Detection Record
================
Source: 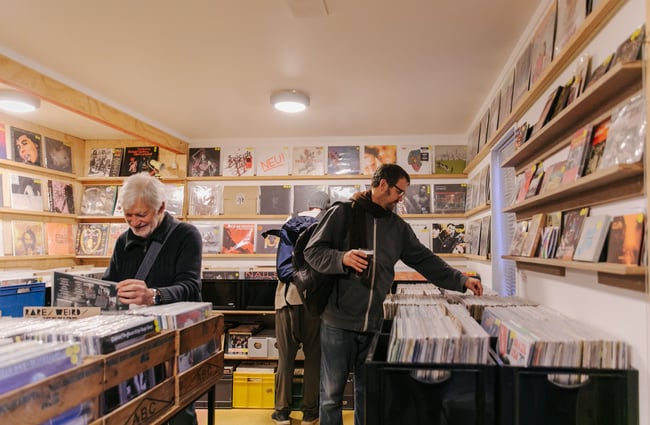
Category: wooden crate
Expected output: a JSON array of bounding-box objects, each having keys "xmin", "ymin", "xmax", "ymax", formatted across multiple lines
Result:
[
  {"xmin": 177, "ymin": 313, "xmax": 225, "ymax": 406},
  {"xmin": 100, "ymin": 331, "xmax": 176, "ymax": 425},
  {"xmin": 0, "ymin": 357, "xmax": 104, "ymax": 425}
]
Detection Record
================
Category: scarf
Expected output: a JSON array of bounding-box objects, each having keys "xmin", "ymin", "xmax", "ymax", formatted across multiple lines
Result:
[{"xmin": 349, "ymin": 190, "xmax": 391, "ymax": 249}]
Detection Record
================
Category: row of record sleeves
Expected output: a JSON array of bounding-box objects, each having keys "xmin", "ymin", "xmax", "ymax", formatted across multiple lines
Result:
[
  {"xmin": 1, "ymin": 167, "xmax": 485, "ymax": 217},
  {"xmin": 76, "ymin": 182, "xmax": 474, "ymax": 217},
  {"xmin": 0, "ymin": 216, "xmax": 487, "ymax": 257}
]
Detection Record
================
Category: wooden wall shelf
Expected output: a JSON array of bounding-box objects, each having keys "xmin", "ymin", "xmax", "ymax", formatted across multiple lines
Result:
[
  {"xmin": 502, "ymin": 255, "xmax": 646, "ymax": 292},
  {"xmin": 502, "ymin": 62, "xmax": 642, "ymax": 171},
  {"xmin": 465, "ymin": 0, "xmax": 627, "ymax": 174},
  {"xmin": 503, "ymin": 163, "xmax": 644, "ymax": 218}
]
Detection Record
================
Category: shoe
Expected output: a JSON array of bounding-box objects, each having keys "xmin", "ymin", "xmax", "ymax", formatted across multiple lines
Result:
[
  {"xmin": 272, "ymin": 410, "xmax": 291, "ymax": 425},
  {"xmin": 301, "ymin": 413, "xmax": 319, "ymax": 425}
]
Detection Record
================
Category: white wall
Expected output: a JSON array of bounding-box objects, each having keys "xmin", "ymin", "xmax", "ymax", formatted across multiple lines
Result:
[{"xmin": 467, "ymin": 0, "xmax": 649, "ymax": 422}]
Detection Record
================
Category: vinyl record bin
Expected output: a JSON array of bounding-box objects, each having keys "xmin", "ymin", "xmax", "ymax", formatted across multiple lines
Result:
[
  {"xmin": 493, "ymin": 352, "xmax": 639, "ymax": 425},
  {"xmin": 365, "ymin": 332, "xmax": 495, "ymax": 425}
]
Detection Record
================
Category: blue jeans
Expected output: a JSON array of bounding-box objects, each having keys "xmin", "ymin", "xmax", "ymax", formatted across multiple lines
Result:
[{"xmin": 319, "ymin": 323, "xmax": 374, "ymax": 425}]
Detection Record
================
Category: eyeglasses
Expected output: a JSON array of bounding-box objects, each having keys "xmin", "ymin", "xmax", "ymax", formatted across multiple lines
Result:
[{"xmin": 390, "ymin": 184, "xmax": 406, "ymax": 197}]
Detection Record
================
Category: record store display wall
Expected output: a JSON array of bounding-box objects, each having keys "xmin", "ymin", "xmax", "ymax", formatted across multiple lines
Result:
[
  {"xmin": 0, "ymin": 0, "xmax": 647, "ymax": 422},
  {"xmin": 462, "ymin": 0, "xmax": 649, "ymax": 422}
]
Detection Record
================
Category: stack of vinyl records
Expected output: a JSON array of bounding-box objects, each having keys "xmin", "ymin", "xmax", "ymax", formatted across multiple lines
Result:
[{"xmin": 482, "ymin": 305, "xmax": 631, "ymax": 383}]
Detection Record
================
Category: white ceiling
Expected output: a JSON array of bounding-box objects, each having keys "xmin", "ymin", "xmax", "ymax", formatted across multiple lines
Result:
[{"xmin": 0, "ymin": 0, "xmax": 541, "ymax": 143}]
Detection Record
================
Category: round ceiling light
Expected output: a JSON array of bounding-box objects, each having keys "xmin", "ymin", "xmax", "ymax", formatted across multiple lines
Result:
[
  {"xmin": 0, "ymin": 90, "xmax": 40, "ymax": 113},
  {"xmin": 270, "ymin": 89, "xmax": 310, "ymax": 113}
]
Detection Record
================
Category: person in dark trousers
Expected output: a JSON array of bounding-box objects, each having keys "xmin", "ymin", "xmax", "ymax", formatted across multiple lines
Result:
[
  {"xmin": 103, "ymin": 172, "xmax": 203, "ymax": 425},
  {"xmin": 304, "ymin": 164, "xmax": 483, "ymax": 425},
  {"xmin": 272, "ymin": 191, "xmax": 331, "ymax": 425}
]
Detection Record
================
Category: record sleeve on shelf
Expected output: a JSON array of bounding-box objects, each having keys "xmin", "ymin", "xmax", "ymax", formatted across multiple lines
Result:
[
  {"xmin": 508, "ymin": 220, "xmax": 529, "ymax": 256},
  {"xmin": 188, "ymin": 181, "xmax": 220, "ymax": 216},
  {"xmin": 328, "ymin": 184, "xmax": 360, "ymax": 205},
  {"xmin": 10, "ymin": 174, "xmax": 43, "ymax": 212},
  {"xmin": 112, "ymin": 189, "xmax": 123, "ymax": 217},
  {"xmin": 163, "ymin": 183, "xmax": 185, "ymax": 216},
  {"xmin": 479, "ymin": 109, "xmax": 489, "ymax": 147},
  {"xmin": 362, "ymin": 145, "xmax": 396, "ymax": 175},
  {"xmin": 433, "ymin": 183, "xmax": 467, "ymax": 214},
  {"xmin": 105, "ymin": 222, "xmax": 128, "ymax": 257},
  {"xmin": 514, "ymin": 122, "xmax": 531, "ymax": 150},
  {"xmin": 222, "ymin": 146, "xmax": 255, "ymax": 176},
  {"xmin": 87, "ymin": 147, "xmax": 123, "ymax": 177},
  {"xmin": 80, "ymin": 185, "xmax": 117, "ymax": 216},
  {"xmin": 43, "ymin": 137, "xmax": 73, "ymax": 173},
  {"xmin": 10, "ymin": 126, "xmax": 42, "ymax": 166},
  {"xmin": 561, "ymin": 125, "xmax": 592, "ymax": 185},
  {"xmin": 584, "ymin": 53, "xmax": 614, "ymax": 91},
  {"xmin": 431, "ymin": 222, "xmax": 465, "ymax": 254},
  {"xmin": 519, "ymin": 213, "xmax": 546, "ymax": 257},
  {"xmin": 293, "ymin": 184, "xmax": 326, "ymax": 212},
  {"xmin": 465, "ymin": 220, "xmax": 481, "ymax": 255},
  {"xmin": 554, "ymin": 0, "xmax": 587, "ymax": 57},
  {"xmin": 555, "ymin": 207, "xmax": 590, "ymax": 260},
  {"xmin": 467, "ymin": 123, "xmax": 481, "ymax": 163},
  {"xmin": 45, "ymin": 222, "xmax": 74, "ymax": 255},
  {"xmin": 397, "ymin": 145, "xmax": 431, "ymax": 175},
  {"xmin": 612, "ymin": 24, "xmax": 645, "ymax": 67},
  {"xmin": 256, "ymin": 223, "xmax": 280, "ymax": 254},
  {"xmin": 538, "ymin": 161, "xmax": 565, "ymax": 194},
  {"xmin": 478, "ymin": 216, "xmax": 491, "ymax": 257},
  {"xmin": 598, "ymin": 92, "xmax": 645, "ymax": 170},
  {"xmin": 222, "ymin": 185, "xmax": 259, "ymax": 215},
  {"xmin": 573, "ymin": 215, "xmax": 612, "ymax": 262},
  {"xmin": 222, "ymin": 223, "xmax": 255, "ymax": 254},
  {"xmin": 512, "ymin": 42, "xmax": 533, "ymax": 108},
  {"xmin": 568, "ymin": 53, "xmax": 592, "ymax": 104},
  {"xmin": 606, "ymin": 213, "xmax": 645, "ymax": 265},
  {"xmin": 327, "ymin": 145, "xmax": 360, "ymax": 175},
  {"xmin": 434, "ymin": 145, "xmax": 467, "ymax": 174},
  {"xmin": 187, "ymin": 147, "xmax": 220, "ymax": 177},
  {"xmin": 409, "ymin": 223, "xmax": 431, "ymax": 249},
  {"xmin": 532, "ymin": 86, "xmax": 564, "ymax": 134},
  {"xmin": 486, "ymin": 95, "xmax": 500, "ymax": 141},
  {"xmin": 583, "ymin": 117, "xmax": 610, "ymax": 176},
  {"xmin": 75, "ymin": 223, "xmax": 109, "ymax": 256},
  {"xmin": 259, "ymin": 185, "xmax": 291, "ymax": 215},
  {"xmin": 529, "ymin": 1, "xmax": 557, "ymax": 87},
  {"xmin": 12, "ymin": 220, "xmax": 44, "ymax": 256},
  {"xmin": 192, "ymin": 221, "xmax": 222, "ymax": 254},
  {"xmin": 498, "ymin": 71, "xmax": 515, "ymax": 127},
  {"xmin": 292, "ymin": 146, "xmax": 325, "ymax": 176},
  {"xmin": 119, "ymin": 146, "xmax": 159, "ymax": 176},
  {"xmin": 256, "ymin": 145, "xmax": 289, "ymax": 176},
  {"xmin": 0, "ymin": 123, "xmax": 6, "ymax": 160},
  {"xmin": 539, "ymin": 225, "xmax": 560, "ymax": 259},
  {"xmin": 524, "ymin": 163, "xmax": 545, "ymax": 199},
  {"xmin": 47, "ymin": 179, "xmax": 75, "ymax": 214},
  {"xmin": 402, "ymin": 183, "xmax": 431, "ymax": 214}
]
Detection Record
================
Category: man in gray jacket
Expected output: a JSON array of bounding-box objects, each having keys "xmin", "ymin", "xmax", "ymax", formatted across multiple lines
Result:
[{"xmin": 304, "ymin": 163, "xmax": 483, "ymax": 425}]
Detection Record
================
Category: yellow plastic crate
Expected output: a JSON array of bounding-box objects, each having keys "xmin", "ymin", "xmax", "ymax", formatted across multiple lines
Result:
[{"xmin": 232, "ymin": 371, "xmax": 275, "ymax": 408}]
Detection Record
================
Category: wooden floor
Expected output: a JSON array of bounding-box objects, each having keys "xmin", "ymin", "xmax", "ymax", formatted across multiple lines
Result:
[{"xmin": 197, "ymin": 408, "xmax": 354, "ymax": 424}]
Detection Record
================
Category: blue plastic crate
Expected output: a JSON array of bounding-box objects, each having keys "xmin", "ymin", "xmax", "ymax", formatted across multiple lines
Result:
[{"xmin": 0, "ymin": 282, "xmax": 46, "ymax": 317}]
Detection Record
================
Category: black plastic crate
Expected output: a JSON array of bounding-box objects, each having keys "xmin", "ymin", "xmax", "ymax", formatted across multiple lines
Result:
[
  {"xmin": 365, "ymin": 333, "xmax": 495, "ymax": 425},
  {"xmin": 493, "ymin": 353, "xmax": 639, "ymax": 425}
]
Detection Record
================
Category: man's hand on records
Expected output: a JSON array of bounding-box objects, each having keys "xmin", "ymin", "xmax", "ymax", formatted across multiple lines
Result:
[
  {"xmin": 464, "ymin": 277, "xmax": 483, "ymax": 296},
  {"xmin": 116, "ymin": 279, "xmax": 153, "ymax": 305}
]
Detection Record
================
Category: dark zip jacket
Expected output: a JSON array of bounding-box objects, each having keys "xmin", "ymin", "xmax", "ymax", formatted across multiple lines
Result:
[{"xmin": 304, "ymin": 196, "xmax": 467, "ymax": 333}]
